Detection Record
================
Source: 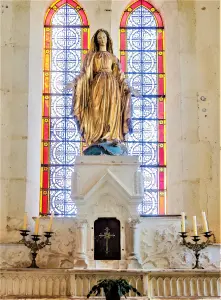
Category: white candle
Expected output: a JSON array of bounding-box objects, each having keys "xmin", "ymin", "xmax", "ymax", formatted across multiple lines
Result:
[
  {"xmin": 48, "ymin": 212, "xmax": 54, "ymax": 232},
  {"xmin": 201, "ymin": 211, "xmax": 209, "ymax": 232},
  {"xmin": 34, "ymin": 218, "xmax": 40, "ymax": 235},
  {"xmin": 23, "ymin": 212, "xmax": 28, "ymax": 230},
  {"xmin": 192, "ymin": 216, "xmax": 198, "ymax": 236},
  {"xmin": 181, "ymin": 212, "xmax": 185, "ymax": 232}
]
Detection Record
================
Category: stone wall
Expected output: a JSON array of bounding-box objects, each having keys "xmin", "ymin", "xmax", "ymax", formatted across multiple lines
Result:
[
  {"xmin": 0, "ymin": 0, "xmax": 220, "ymax": 246},
  {"xmin": 1, "ymin": 0, "xmax": 30, "ymax": 239}
]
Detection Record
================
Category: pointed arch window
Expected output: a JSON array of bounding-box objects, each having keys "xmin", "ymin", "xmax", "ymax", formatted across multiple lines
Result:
[
  {"xmin": 40, "ymin": 0, "xmax": 89, "ymax": 216},
  {"xmin": 120, "ymin": 0, "xmax": 166, "ymax": 214}
]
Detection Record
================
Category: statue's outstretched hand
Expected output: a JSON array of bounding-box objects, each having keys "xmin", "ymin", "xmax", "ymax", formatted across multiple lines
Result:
[{"xmin": 64, "ymin": 81, "xmax": 76, "ymax": 91}]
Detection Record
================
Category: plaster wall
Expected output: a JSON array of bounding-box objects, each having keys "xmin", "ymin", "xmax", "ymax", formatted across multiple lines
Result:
[
  {"xmin": 1, "ymin": 0, "xmax": 30, "ymax": 239},
  {"xmin": 0, "ymin": 0, "xmax": 220, "ymax": 242}
]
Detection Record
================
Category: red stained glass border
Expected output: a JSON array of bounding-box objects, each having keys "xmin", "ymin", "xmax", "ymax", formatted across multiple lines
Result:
[
  {"xmin": 159, "ymin": 168, "xmax": 165, "ymax": 190},
  {"xmin": 158, "ymin": 75, "xmax": 165, "ymax": 96},
  {"xmin": 158, "ymin": 97, "xmax": 165, "ymax": 120},
  {"xmin": 120, "ymin": 50, "xmax": 126, "ymax": 73},
  {"xmin": 120, "ymin": 0, "xmax": 166, "ymax": 214},
  {"xmin": 40, "ymin": 0, "xmax": 89, "ymax": 215},
  {"xmin": 157, "ymin": 30, "xmax": 164, "ymax": 51},
  {"xmin": 159, "ymin": 191, "xmax": 166, "ymax": 214},
  {"xmin": 159, "ymin": 143, "xmax": 165, "ymax": 166}
]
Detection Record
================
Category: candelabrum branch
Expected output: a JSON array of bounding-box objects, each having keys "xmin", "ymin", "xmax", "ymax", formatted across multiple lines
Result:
[
  {"xmin": 19, "ymin": 230, "xmax": 54, "ymax": 268},
  {"xmin": 179, "ymin": 231, "xmax": 215, "ymax": 269}
]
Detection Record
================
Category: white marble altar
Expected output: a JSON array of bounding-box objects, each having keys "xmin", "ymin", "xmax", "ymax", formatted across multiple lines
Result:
[
  {"xmin": 0, "ymin": 268, "xmax": 220, "ymax": 299},
  {"xmin": 71, "ymin": 156, "xmax": 144, "ymax": 269},
  {"xmin": 0, "ymin": 215, "xmax": 220, "ymax": 270}
]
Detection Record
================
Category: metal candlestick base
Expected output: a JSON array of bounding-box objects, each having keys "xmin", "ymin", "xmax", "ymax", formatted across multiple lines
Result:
[
  {"xmin": 19, "ymin": 230, "xmax": 54, "ymax": 268},
  {"xmin": 179, "ymin": 231, "xmax": 215, "ymax": 269}
]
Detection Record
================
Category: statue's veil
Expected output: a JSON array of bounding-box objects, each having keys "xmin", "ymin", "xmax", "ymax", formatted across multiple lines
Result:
[{"xmin": 90, "ymin": 29, "xmax": 113, "ymax": 53}]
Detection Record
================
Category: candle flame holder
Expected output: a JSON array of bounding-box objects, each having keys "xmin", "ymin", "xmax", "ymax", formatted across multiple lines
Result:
[
  {"xmin": 179, "ymin": 231, "xmax": 216, "ymax": 269},
  {"xmin": 19, "ymin": 230, "xmax": 54, "ymax": 268}
]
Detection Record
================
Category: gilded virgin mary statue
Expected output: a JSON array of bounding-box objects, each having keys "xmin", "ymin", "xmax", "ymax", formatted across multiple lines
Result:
[{"xmin": 72, "ymin": 29, "xmax": 132, "ymax": 155}]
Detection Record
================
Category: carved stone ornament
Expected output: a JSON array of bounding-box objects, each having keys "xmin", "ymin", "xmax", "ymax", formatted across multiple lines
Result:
[
  {"xmin": 139, "ymin": 224, "xmax": 220, "ymax": 269},
  {"xmin": 0, "ymin": 244, "xmax": 30, "ymax": 268},
  {"xmin": 128, "ymin": 217, "xmax": 141, "ymax": 228}
]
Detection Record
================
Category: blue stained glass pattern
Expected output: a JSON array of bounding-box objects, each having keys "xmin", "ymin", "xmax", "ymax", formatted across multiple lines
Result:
[
  {"xmin": 143, "ymin": 168, "xmax": 158, "ymax": 189},
  {"xmin": 52, "ymin": 5, "xmax": 81, "ymax": 26},
  {"xmin": 50, "ymin": 95, "xmax": 73, "ymax": 117},
  {"xmin": 47, "ymin": 4, "xmax": 86, "ymax": 215},
  {"xmin": 50, "ymin": 72, "xmax": 76, "ymax": 94},
  {"xmin": 127, "ymin": 6, "xmax": 156, "ymax": 27},
  {"xmin": 127, "ymin": 52, "xmax": 157, "ymax": 73},
  {"xmin": 51, "ymin": 28, "xmax": 81, "ymax": 49},
  {"xmin": 50, "ymin": 118, "xmax": 81, "ymax": 141},
  {"xmin": 50, "ymin": 190, "xmax": 76, "ymax": 215},
  {"xmin": 127, "ymin": 74, "xmax": 158, "ymax": 95},
  {"xmin": 51, "ymin": 50, "xmax": 81, "ymax": 72},
  {"xmin": 127, "ymin": 29, "xmax": 157, "ymax": 51},
  {"xmin": 138, "ymin": 191, "xmax": 158, "ymax": 215},
  {"xmin": 127, "ymin": 120, "xmax": 158, "ymax": 142},
  {"xmin": 132, "ymin": 97, "xmax": 157, "ymax": 119},
  {"xmin": 123, "ymin": 5, "xmax": 165, "ymax": 215},
  {"xmin": 127, "ymin": 142, "xmax": 158, "ymax": 165}
]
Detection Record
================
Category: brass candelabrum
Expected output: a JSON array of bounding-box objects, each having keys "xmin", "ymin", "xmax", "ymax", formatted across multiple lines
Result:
[
  {"xmin": 179, "ymin": 231, "xmax": 215, "ymax": 269},
  {"xmin": 19, "ymin": 230, "xmax": 54, "ymax": 268}
]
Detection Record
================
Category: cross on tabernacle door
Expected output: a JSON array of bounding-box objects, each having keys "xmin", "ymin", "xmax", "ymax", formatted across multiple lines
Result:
[{"xmin": 99, "ymin": 227, "xmax": 115, "ymax": 254}]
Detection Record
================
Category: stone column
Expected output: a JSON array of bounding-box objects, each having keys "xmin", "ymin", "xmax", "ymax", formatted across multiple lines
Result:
[
  {"xmin": 127, "ymin": 218, "xmax": 141, "ymax": 269},
  {"xmin": 74, "ymin": 219, "xmax": 87, "ymax": 268}
]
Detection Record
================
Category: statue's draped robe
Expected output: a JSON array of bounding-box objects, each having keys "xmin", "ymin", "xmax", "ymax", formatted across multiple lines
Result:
[{"xmin": 72, "ymin": 51, "xmax": 132, "ymax": 145}]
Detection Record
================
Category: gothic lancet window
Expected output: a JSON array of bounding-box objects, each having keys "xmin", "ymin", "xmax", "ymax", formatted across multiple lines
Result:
[
  {"xmin": 120, "ymin": 0, "xmax": 166, "ymax": 214},
  {"xmin": 41, "ymin": 0, "xmax": 89, "ymax": 215}
]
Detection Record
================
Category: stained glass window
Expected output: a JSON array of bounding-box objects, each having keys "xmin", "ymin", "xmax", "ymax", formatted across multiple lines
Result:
[
  {"xmin": 120, "ymin": 0, "xmax": 166, "ymax": 214},
  {"xmin": 41, "ymin": 0, "xmax": 89, "ymax": 215}
]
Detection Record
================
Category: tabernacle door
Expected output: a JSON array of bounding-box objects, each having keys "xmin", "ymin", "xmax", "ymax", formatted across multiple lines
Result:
[{"xmin": 94, "ymin": 218, "xmax": 121, "ymax": 260}]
